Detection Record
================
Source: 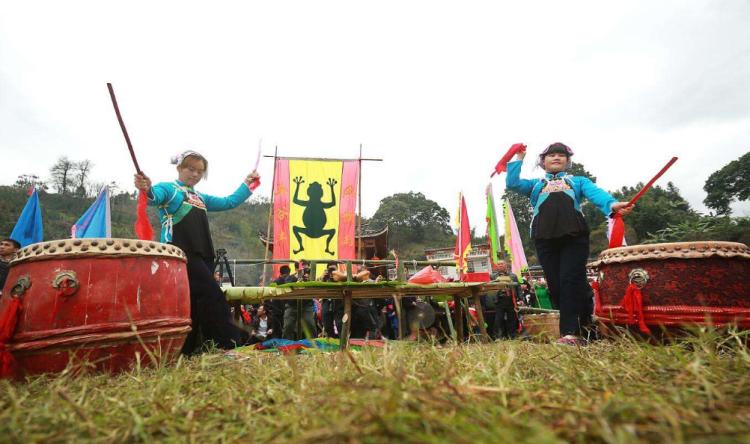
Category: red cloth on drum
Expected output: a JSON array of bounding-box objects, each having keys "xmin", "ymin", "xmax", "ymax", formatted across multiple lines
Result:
[{"xmin": 0, "ymin": 298, "xmax": 21, "ymax": 378}]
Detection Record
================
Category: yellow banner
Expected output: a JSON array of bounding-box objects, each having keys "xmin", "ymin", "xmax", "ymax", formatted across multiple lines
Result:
[{"xmin": 288, "ymin": 160, "xmax": 343, "ymax": 275}]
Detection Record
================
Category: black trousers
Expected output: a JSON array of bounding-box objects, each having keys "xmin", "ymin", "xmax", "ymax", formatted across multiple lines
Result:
[
  {"xmin": 181, "ymin": 253, "xmax": 241, "ymax": 354},
  {"xmin": 483, "ymin": 311, "xmax": 497, "ymax": 340},
  {"xmin": 322, "ymin": 299, "xmax": 339, "ymax": 338},
  {"xmin": 535, "ymin": 235, "xmax": 592, "ymax": 336},
  {"xmin": 495, "ymin": 297, "xmax": 519, "ymax": 339},
  {"xmin": 269, "ymin": 300, "xmax": 285, "ymax": 339},
  {"xmin": 351, "ymin": 305, "xmax": 377, "ymax": 339}
]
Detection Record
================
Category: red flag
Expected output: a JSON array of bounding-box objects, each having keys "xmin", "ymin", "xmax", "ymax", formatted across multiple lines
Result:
[
  {"xmin": 454, "ymin": 193, "xmax": 472, "ymax": 278},
  {"xmin": 490, "ymin": 143, "xmax": 527, "ymax": 178},
  {"xmin": 134, "ymin": 190, "xmax": 154, "ymax": 241}
]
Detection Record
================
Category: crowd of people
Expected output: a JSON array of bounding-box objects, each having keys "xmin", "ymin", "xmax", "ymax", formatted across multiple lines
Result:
[{"xmin": 227, "ymin": 258, "xmax": 561, "ymax": 345}]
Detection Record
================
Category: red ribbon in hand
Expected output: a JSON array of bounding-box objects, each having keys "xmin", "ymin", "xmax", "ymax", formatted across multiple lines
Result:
[
  {"xmin": 249, "ymin": 177, "xmax": 261, "ymax": 191},
  {"xmin": 490, "ymin": 143, "xmax": 527, "ymax": 178},
  {"xmin": 134, "ymin": 190, "xmax": 154, "ymax": 241}
]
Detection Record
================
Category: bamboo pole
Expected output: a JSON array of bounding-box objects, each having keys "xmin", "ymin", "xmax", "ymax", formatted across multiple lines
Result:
[
  {"xmin": 261, "ymin": 147, "xmax": 278, "ymax": 285},
  {"xmin": 461, "ymin": 299, "xmax": 475, "ymax": 342},
  {"xmin": 441, "ymin": 301, "xmax": 456, "ymax": 342},
  {"xmin": 394, "ymin": 295, "xmax": 404, "ymax": 340},
  {"xmin": 229, "ymin": 258, "xmax": 460, "ymax": 267},
  {"xmin": 357, "ymin": 143, "xmax": 364, "ymax": 259},
  {"xmin": 454, "ymin": 295, "xmax": 464, "ymax": 343},
  {"xmin": 263, "ymin": 155, "xmax": 382, "ymax": 162},
  {"xmin": 471, "ymin": 287, "xmax": 489, "ymax": 343}
]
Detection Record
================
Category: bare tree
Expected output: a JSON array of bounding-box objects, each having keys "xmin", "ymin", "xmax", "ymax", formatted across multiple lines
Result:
[
  {"xmin": 86, "ymin": 181, "xmax": 106, "ymax": 198},
  {"xmin": 49, "ymin": 156, "xmax": 76, "ymax": 195},
  {"xmin": 14, "ymin": 174, "xmax": 48, "ymax": 192},
  {"xmin": 75, "ymin": 159, "xmax": 94, "ymax": 197},
  {"xmin": 108, "ymin": 181, "xmax": 120, "ymax": 197}
]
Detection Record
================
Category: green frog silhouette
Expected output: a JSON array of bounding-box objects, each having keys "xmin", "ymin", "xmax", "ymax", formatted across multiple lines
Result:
[{"xmin": 292, "ymin": 176, "xmax": 338, "ymax": 256}]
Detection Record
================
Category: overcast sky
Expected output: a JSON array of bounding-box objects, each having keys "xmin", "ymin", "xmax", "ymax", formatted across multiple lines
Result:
[{"xmin": 1, "ymin": 0, "xmax": 749, "ymax": 238}]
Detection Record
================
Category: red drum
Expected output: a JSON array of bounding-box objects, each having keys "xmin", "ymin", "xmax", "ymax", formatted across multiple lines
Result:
[
  {"xmin": 0, "ymin": 239, "xmax": 190, "ymax": 377},
  {"xmin": 594, "ymin": 241, "xmax": 750, "ymax": 333}
]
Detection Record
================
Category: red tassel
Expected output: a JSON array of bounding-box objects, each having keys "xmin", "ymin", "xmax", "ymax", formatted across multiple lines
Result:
[
  {"xmin": 608, "ymin": 214, "xmax": 625, "ymax": 249},
  {"xmin": 620, "ymin": 283, "xmax": 651, "ymax": 334},
  {"xmin": 0, "ymin": 298, "xmax": 22, "ymax": 379},
  {"xmin": 591, "ymin": 281, "xmax": 602, "ymax": 316},
  {"xmin": 49, "ymin": 278, "xmax": 71, "ymax": 324},
  {"xmin": 134, "ymin": 190, "xmax": 154, "ymax": 241}
]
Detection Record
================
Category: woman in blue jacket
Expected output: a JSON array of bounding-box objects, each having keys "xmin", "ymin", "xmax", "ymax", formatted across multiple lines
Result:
[
  {"xmin": 134, "ymin": 150, "xmax": 259, "ymax": 354},
  {"xmin": 506, "ymin": 143, "xmax": 633, "ymax": 345}
]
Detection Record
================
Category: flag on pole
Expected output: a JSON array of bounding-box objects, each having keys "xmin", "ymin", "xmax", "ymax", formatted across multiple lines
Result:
[
  {"xmin": 72, "ymin": 186, "xmax": 112, "ymax": 239},
  {"xmin": 11, "ymin": 188, "xmax": 43, "ymax": 247},
  {"xmin": 503, "ymin": 198, "xmax": 528, "ymax": 282},
  {"xmin": 454, "ymin": 193, "xmax": 472, "ymax": 277},
  {"xmin": 485, "ymin": 184, "xmax": 502, "ymax": 269},
  {"xmin": 271, "ymin": 158, "xmax": 360, "ymax": 275}
]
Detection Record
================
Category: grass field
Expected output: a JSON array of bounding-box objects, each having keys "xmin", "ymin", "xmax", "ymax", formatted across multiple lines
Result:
[{"xmin": 2, "ymin": 330, "xmax": 750, "ymax": 444}]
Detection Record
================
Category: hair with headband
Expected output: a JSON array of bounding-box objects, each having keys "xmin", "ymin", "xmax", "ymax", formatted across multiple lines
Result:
[
  {"xmin": 537, "ymin": 142, "xmax": 574, "ymax": 170},
  {"xmin": 171, "ymin": 150, "xmax": 208, "ymax": 179}
]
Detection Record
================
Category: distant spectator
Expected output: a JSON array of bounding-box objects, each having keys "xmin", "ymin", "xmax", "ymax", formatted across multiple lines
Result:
[
  {"xmin": 480, "ymin": 270, "xmax": 500, "ymax": 340},
  {"xmin": 269, "ymin": 265, "xmax": 291, "ymax": 338},
  {"xmin": 283, "ymin": 267, "xmax": 316, "ymax": 339},
  {"xmin": 249, "ymin": 304, "xmax": 273, "ymax": 344},
  {"xmin": 0, "ymin": 239, "xmax": 21, "ymax": 293},
  {"xmin": 320, "ymin": 264, "xmax": 339, "ymax": 338},
  {"xmin": 520, "ymin": 281, "xmax": 537, "ymax": 307},
  {"xmin": 494, "ymin": 260, "xmax": 521, "ymax": 340}
]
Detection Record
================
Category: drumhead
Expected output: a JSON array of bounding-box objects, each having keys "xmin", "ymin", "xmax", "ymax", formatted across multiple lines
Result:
[{"xmin": 10, "ymin": 238, "xmax": 187, "ymax": 266}]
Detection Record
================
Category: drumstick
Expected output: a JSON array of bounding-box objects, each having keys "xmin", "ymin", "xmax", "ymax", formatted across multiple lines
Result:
[
  {"xmin": 107, "ymin": 83, "xmax": 142, "ymax": 175},
  {"xmin": 248, "ymin": 139, "xmax": 262, "ymax": 191},
  {"xmin": 608, "ymin": 157, "xmax": 677, "ymax": 249},
  {"xmin": 253, "ymin": 139, "xmax": 262, "ymax": 172},
  {"xmin": 627, "ymin": 157, "xmax": 678, "ymax": 206}
]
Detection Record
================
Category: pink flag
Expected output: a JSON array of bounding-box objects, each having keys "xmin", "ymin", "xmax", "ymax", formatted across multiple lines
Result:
[
  {"xmin": 272, "ymin": 159, "xmax": 291, "ymax": 275},
  {"xmin": 337, "ymin": 161, "xmax": 360, "ymax": 260},
  {"xmin": 503, "ymin": 199, "xmax": 528, "ymax": 281}
]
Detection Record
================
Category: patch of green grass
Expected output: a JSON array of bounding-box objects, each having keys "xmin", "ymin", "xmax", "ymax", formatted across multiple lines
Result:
[{"xmin": 2, "ymin": 330, "xmax": 750, "ymax": 443}]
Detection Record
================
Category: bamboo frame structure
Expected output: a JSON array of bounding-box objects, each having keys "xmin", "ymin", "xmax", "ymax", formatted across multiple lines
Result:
[
  {"xmin": 223, "ymin": 270, "xmax": 517, "ymax": 348},
  {"xmin": 256, "ymin": 149, "xmax": 383, "ymax": 342}
]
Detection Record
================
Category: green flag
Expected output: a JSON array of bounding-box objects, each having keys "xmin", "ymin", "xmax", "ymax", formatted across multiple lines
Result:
[{"xmin": 485, "ymin": 184, "xmax": 501, "ymax": 269}]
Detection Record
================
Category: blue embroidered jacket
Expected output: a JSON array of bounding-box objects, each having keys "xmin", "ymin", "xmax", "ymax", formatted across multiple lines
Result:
[
  {"xmin": 147, "ymin": 180, "xmax": 252, "ymax": 243},
  {"xmin": 505, "ymin": 160, "xmax": 617, "ymax": 236}
]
